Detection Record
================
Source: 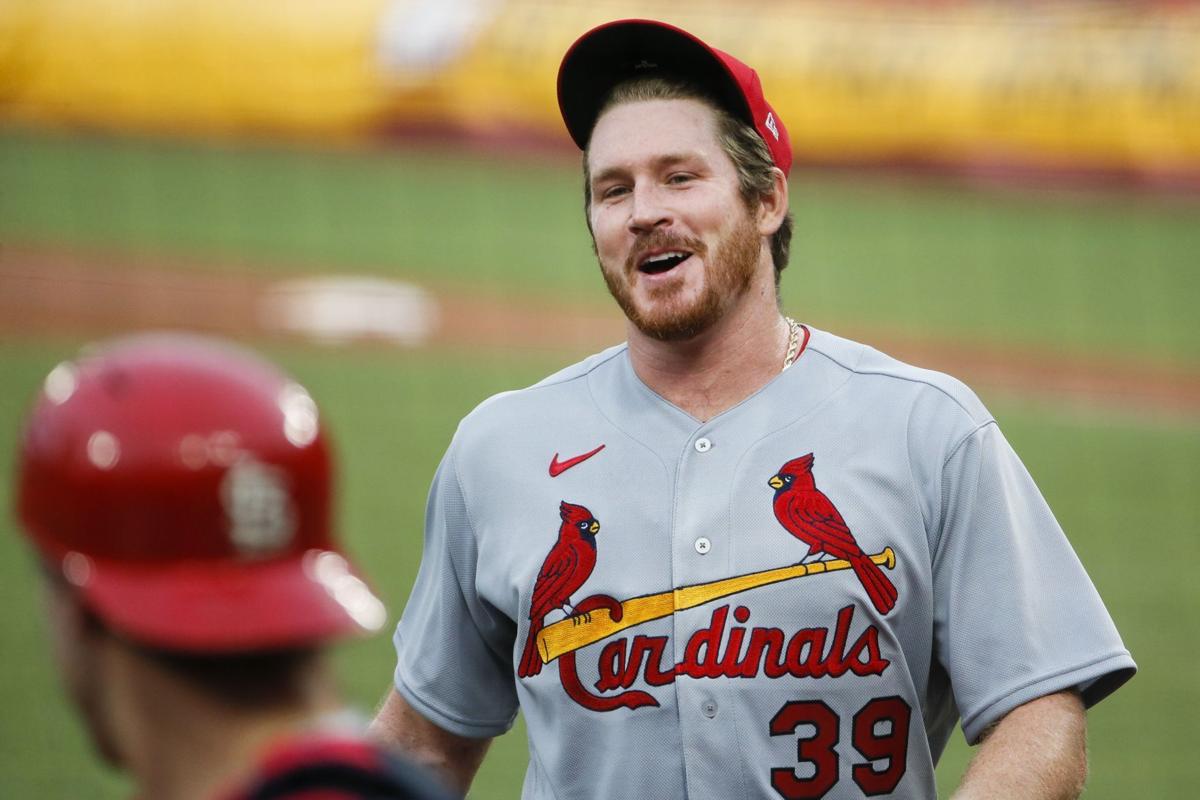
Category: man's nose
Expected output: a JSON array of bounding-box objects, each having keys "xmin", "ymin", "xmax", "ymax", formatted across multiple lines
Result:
[{"xmin": 628, "ymin": 184, "xmax": 672, "ymax": 234}]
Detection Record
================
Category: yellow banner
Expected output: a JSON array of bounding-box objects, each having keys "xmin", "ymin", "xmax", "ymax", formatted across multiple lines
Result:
[
  {"xmin": 383, "ymin": 0, "xmax": 1200, "ymax": 173},
  {"xmin": 0, "ymin": 0, "xmax": 392, "ymax": 137},
  {"xmin": 2, "ymin": 0, "xmax": 1197, "ymax": 173}
]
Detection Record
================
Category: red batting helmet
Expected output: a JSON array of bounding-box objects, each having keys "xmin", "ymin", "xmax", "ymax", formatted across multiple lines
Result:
[{"xmin": 14, "ymin": 334, "xmax": 386, "ymax": 653}]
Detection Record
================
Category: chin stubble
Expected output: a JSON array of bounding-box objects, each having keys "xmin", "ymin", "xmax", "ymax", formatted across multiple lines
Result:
[{"xmin": 600, "ymin": 217, "xmax": 760, "ymax": 342}]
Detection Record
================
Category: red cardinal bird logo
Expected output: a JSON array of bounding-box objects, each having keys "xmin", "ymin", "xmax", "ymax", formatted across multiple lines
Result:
[
  {"xmin": 518, "ymin": 501, "xmax": 601, "ymax": 678},
  {"xmin": 769, "ymin": 454, "xmax": 898, "ymax": 615}
]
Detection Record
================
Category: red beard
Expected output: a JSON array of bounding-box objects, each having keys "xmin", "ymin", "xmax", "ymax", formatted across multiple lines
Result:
[{"xmin": 599, "ymin": 208, "xmax": 761, "ymax": 342}]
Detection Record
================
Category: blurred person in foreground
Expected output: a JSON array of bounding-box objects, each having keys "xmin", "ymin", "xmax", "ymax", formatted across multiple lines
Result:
[
  {"xmin": 370, "ymin": 18, "xmax": 1135, "ymax": 800},
  {"xmin": 14, "ymin": 334, "xmax": 456, "ymax": 800}
]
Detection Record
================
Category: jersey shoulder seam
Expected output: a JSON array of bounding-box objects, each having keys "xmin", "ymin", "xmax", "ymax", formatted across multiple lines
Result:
[
  {"xmin": 525, "ymin": 343, "xmax": 628, "ymax": 391},
  {"xmin": 464, "ymin": 344, "xmax": 627, "ymax": 420},
  {"xmin": 941, "ymin": 419, "xmax": 999, "ymax": 469},
  {"xmin": 807, "ymin": 340, "xmax": 993, "ymax": 423}
]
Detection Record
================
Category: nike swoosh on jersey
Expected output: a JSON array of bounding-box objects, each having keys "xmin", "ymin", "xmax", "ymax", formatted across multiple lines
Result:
[{"xmin": 549, "ymin": 444, "xmax": 606, "ymax": 477}]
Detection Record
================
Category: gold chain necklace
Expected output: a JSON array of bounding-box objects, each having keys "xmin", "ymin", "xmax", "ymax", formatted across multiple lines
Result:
[{"xmin": 781, "ymin": 317, "xmax": 802, "ymax": 372}]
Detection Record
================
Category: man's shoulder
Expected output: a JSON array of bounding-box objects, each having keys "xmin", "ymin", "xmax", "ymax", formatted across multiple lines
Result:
[
  {"xmin": 806, "ymin": 327, "xmax": 992, "ymax": 426},
  {"xmin": 526, "ymin": 342, "xmax": 629, "ymax": 392},
  {"xmin": 456, "ymin": 343, "xmax": 627, "ymax": 432}
]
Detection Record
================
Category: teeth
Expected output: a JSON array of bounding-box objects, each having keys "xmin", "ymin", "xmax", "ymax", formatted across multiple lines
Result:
[{"xmin": 645, "ymin": 251, "xmax": 686, "ymax": 264}]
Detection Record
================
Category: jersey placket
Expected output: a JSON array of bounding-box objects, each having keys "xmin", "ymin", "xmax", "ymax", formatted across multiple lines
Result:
[{"xmin": 670, "ymin": 424, "xmax": 744, "ymax": 800}]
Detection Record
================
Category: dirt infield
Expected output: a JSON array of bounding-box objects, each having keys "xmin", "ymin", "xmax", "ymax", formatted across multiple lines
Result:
[
  {"xmin": 3, "ymin": 246, "xmax": 1198, "ymax": 418},
  {"xmin": 0, "ymin": 246, "xmax": 624, "ymax": 351}
]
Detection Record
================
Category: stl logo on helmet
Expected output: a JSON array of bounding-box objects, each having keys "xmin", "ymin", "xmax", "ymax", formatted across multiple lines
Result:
[{"xmin": 220, "ymin": 458, "xmax": 297, "ymax": 556}]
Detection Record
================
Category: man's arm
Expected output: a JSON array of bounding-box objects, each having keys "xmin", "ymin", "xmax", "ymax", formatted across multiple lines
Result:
[
  {"xmin": 952, "ymin": 690, "xmax": 1087, "ymax": 800},
  {"xmin": 370, "ymin": 687, "xmax": 493, "ymax": 794}
]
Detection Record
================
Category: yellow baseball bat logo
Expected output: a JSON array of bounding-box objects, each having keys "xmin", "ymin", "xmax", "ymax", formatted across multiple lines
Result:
[{"xmin": 537, "ymin": 548, "xmax": 896, "ymax": 663}]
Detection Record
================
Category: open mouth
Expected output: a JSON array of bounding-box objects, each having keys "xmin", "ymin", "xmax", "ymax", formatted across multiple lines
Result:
[{"xmin": 638, "ymin": 250, "xmax": 692, "ymax": 275}]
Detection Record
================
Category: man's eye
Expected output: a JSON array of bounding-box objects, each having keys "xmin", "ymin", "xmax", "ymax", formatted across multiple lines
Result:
[
  {"xmin": 599, "ymin": 185, "xmax": 629, "ymax": 200},
  {"xmin": 667, "ymin": 173, "xmax": 694, "ymax": 185}
]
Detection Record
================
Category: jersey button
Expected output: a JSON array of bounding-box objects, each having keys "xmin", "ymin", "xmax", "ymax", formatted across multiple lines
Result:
[
  {"xmin": 694, "ymin": 437, "xmax": 712, "ymax": 453},
  {"xmin": 701, "ymin": 700, "xmax": 718, "ymax": 718},
  {"xmin": 694, "ymin": 537, "xmax": 711, "ymax": 555}
]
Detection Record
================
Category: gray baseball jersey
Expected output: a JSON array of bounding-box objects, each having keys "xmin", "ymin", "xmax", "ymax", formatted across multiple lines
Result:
[{"xmin": 392, "ymin": 326, "xmax": 1134, "ymax": 799}]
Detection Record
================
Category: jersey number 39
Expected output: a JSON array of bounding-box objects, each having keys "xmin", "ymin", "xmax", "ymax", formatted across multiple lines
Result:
[{"xmin": 770, "ymin": 696, "xmax": 912, "ymax": 798}]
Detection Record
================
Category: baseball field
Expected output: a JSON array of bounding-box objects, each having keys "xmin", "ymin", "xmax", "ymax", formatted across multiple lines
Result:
[{"xmin": 1, "ymin": 126, "xmax": 1197, "ymax": 797}]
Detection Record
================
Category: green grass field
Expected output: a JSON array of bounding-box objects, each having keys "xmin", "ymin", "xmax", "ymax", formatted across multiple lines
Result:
[
  {"xmin": 4, "ymin": 128, "xmax": 1198, "ymax": 364},
  {"xmin": 1, "ymin": 127, "xmax": 1197, "ymax": 797}
]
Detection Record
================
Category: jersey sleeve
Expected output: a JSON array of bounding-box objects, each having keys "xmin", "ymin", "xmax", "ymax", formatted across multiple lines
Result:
[
  {"xmin": 931, "ymin": 421, "xmax": 1135, "ymax": 744},
  {"xmin": 392, "ymin": 441, "xmax": 519, "ymax": 739}
]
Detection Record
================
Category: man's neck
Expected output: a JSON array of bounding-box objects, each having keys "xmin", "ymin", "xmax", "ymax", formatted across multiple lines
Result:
[
  {"xmin": 107, "ymin": 646, "xmax": 341, "ymax": 800},
  {"xmin": 626, "ymin": 288, "xmax": 791, "ymax": 422}
]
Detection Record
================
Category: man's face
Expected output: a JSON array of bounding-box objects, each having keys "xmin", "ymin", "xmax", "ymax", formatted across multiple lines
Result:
[{"xmin": 586, "ymin": 98, "xmax": 766, "ymax": 341}]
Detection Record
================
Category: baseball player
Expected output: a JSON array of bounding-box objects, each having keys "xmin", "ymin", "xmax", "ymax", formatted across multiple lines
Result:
[
  {"xmin": 14, "ymin": 334, "xmax": 456, "ymax": 800},
  {"xmin": 372, "ymin": 19, "xmax": 1136, "ymax": 799}
]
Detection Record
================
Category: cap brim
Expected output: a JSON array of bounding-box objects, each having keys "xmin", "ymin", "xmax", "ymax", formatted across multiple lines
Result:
[
  {"xmin": 75, "ymin": 549, "xmax": 386, "ymax": 653},
  {"xmin": 558, "ymin": 19, "xmax": 753, "ymax": 150}
]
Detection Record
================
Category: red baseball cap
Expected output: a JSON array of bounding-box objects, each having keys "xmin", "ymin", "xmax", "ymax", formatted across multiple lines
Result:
[
  {"xmin": 558, "ymin": 18, "xmax": 792, "ymax": 174},
  {"xmin": 15, "ymin": 334, "xmax": 387, "ymax": 653}
]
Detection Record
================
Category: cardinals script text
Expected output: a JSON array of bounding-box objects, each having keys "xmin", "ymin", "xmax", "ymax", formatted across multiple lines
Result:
[{"xmin": 556, "ymin": 603, "xmax": 890, "ymax": 712}]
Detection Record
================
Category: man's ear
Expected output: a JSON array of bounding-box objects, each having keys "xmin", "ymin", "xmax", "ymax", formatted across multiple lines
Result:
[
  {"xmin": 756, "ymin": 167, "xmax": 789, "ymax": 236},
  {"xmin": 42, "ymin": 572, "xmax": 100, "ymax": 662}
]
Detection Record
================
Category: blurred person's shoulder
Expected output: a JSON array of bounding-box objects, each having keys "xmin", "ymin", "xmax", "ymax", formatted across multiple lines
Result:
[{"xmin": 222, "ymin": 727, "xmax": 457, "ymax": 800}]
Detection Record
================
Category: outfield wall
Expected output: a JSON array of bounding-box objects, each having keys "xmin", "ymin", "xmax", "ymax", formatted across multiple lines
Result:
[
  {"xmin": 0, "ymin": 0, "xmax": 393, "ymax": 136},
  {"xmin": 2, "ymin": 0, "xmax": 1198, "ymax": 181}
]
